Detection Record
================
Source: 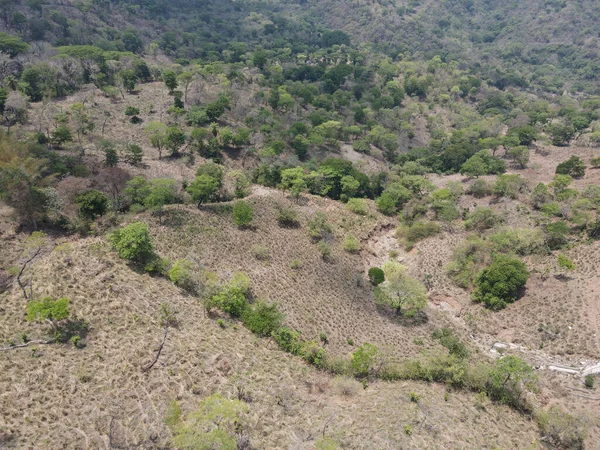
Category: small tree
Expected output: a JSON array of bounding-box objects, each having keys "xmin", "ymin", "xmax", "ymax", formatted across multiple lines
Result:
[
  {"xmin": 368, "ymin": 267, "xmax": 385, "ymax": 286},
  {"xmin": 124, "ymin": 144, "xmax": 143, "ymax": 165},
  {"xmin": 50, "ymin": 125, "xmax": 73, "ymax": 148},
  {"xmin": 351, "ymin": 343, "xmax": 379, "ymax": 377},
  {"xmin": 103, "ymin": 142, "xmax": 119, "ymax": 167},
  {"xmin": 556, "ymin": 156, "xmax": 586, "ymax": 178},
  {"xmin": 76, "ymin": 190, "xmax": 109, "ymax": 220},
  {"xmin": 375, "ymin": 260, "xmax": 428, "ymax": 317},
  {"xmin": 144, "ymin": 178, "xmax": 178, "ymax": 224},
  {"xmin": 460, "ymin": 154, "xmax": 487, "ymax": 178},
  {"xmin": 109, "ymin": 222, "xmax": 154, "ymax": 263},
  {"xmin": 162, "ymin": 70, "xmax": 178, "ymax": 94},
  {"xmin": 507, "ymin": 146, "xmax": 530, "ymax": 169},
  {"xmin": 233, "ymin": 201, "xmax": 253, "ymax": 228},
  {"xmin": 27, "ymin": 297, "xmax": 70, "ymax": 337},
  {"xmin": 473, "ymin": 254, "xmax": 529, "ymax": 310},
  {"xmin": 145, "ymin": 122, "xmax": 168, "ymax": 159},
  {"xmin": 170, "ymin": 394, "xmax": 248, "ymax": 449},
  {"xmin": 187, "ymin": 174, "xmax": 219, "ymax": 207},
  {"xmin": 165, "ymin": 125, "xmax": 186, "ymax": 156}
]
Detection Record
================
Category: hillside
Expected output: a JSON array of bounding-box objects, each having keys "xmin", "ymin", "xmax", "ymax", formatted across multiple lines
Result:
[{"xmin": 1, "ymin": 0, "xmax": 600, "ymax": 449}]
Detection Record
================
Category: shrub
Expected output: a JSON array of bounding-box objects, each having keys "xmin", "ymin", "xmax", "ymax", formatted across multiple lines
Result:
[
  {"xmin": 346, "ymin": 198, "xmax": 367, "ymax": 215},
  {"xmin": 273, "ymin": 326, "xmax": 302, "ymax": 354},
  {"xmin": 368, "ymin": 267, "xmax": 385, "ymax": 285},
  {"xmin": 397, "ymin": 221, "xmax": 441, "ymax": 249},
  {"xmin": 109, "ymin": 222, "xmax": 154, "ymax": 263},
  {"xmin": 490, "ymin": 228, "xmax": 546, "ymax": 256},
  {"xmin": 446, "ymin": 237, "xmax": 493, "ymax": 288},
  {"xmin": 375, "ymin": 260, "xmax": 428, "ymax": 317},
  {"xmin": 209, "ymin": 287, "xmax": 248, "ymax": 317},
  {"xmin": 307, "ymin": 212, "xmax": 332, "ymax": 241},
  {"xmin": 584, "ymin": 375, "xmax": 594, "ymax": 389},
  {"xmin": 432, "ymin": 328, "xmax": 470, "ymax": 359},
  {"xmin": 493, "ymin": 174, "xmax": 528, "ymax": 199},
  {"xmin": 317, "ymin": 241, "xmax": 332, "ymax": 260},
  {"xmin": 300, "ymin": 341, "xmax": 327, "ymax": 368},
  {"xmin": 168, "ymin": 259, "xmax": 195, "ymax": 291},
  {"xmin": 332, "ymin": 377, "xmax": 361, "ymax": 396},
  {"xmin": 276, "ymin": 204, "xmax": 300, "ymax": 227},
  {"xmin": 251, "ymin": 245, "xmax": 270, "ymax": 260},
  {"xmin": 351, "ymin": 343, "xmax": 379, "ymax": 377},
  {"xmin": 232, "ymin": 201, "xmax": 253, "ymax": 228},
  {"xmin": 473, "ymin": 254, "xmax": 529, "ymax": 310},
  {"xmin": 469, "ymin": 179, "xmax": 490, "ymax": 198},
  {"xmin": 538, "ymin": 407, "xmax": 587, "ymax": 450},
  {"xmin": 464, "ymin": 207, "xmax": 503, "ymax": 231},
  {"xmin": 171, "ymin": 394, "xmax": 248, "ymax": 450},
  {"xmin": 76, "ymin": 190, "xmax": 109, "ymax": 220},
  {"xmin": 556, "ymin": 155, "xmax": 586, "ymax": 178},
  {"xmin": 242, "ymin": 301, "xmax": 283, "ymax": 336},
  {"xmin": 343, "ymin": 234, "xmax": 360, "ymax": 253},
  {"xmin": 557, "ymin": 254, "xmax": 575, "ymax": 271}
]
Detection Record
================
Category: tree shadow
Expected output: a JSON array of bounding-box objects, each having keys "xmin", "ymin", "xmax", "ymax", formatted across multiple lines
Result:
[{"xmin": 375, "ymin": 304, "xmax": 429, "ymax": 327}]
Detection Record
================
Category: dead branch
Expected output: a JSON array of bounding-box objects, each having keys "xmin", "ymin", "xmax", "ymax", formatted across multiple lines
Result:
[
  {"xmin": 142, "ymin": 327, "xmax": 168, "ymax": 372},
  {"xmin": 0, "ymin": 339, "xmax": 54, "ymax": 351},
  {"xmin": 17, "ymin": 247, "xmax": 42, "ymax": 300}
]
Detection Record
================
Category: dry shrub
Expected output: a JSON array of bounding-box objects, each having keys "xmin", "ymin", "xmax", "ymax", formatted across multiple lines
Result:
[{"xmin": 332, "ymin": 377, "xmax": 361, "ymax": 397}]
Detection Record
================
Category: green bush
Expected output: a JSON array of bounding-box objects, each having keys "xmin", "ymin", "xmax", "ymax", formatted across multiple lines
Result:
[
  {"xmin": 232, "ymin": 200, "xmax": 253, "ymax": 228},
  {"xmin": 538, "ymin": 407, "xmax": 587, "ymax": 450},
  {"xmin": 209, "ymin": 288, "xmax": 248, "ymax": 317},
  {"xmin": 556, "ymin": 155, "xmax": 586, "ymax": 178},
  {"xmin": 168, "ymin": 259, "xmax": 195, "ymax": 291},
  {"xmin": 464, "ymin": 207, "xmax": 503, "ymax": 231},
  {"xmin": 276, "ymin": 204, "xmax": 299, "ymax": 227},
  {"xmin": 273, "ymin": 326, "xmax": 302, "ymax": 354},
  {"xmin": 346, "ymin": 198, "xmax": 367, "ymax": 215},
  {"xmin": 473, "ymin": 254, "xmax": 529, "ymax": 310},
  {"xmin": 446, "ymin": 237, "xmax": 493, "ymax": 288},
  {"xmin": 242, "ymin": 301, "xmax": 283, "ymax": 336},
  {"xmin": 432, "ymin": 328, "xmax": 470, "ymax": 359},
  {"xmin": 368, "ymin": 267, "xmax": 385, "ymax": 285},
  {"xmin": 307, "ymin": 212, "xmax": 332, "ymax": 241},
  {"xmin": 109, "ymin": 222, "xmax": 155, "ymax": 264},
  {"xmin": 397, "ymin": 221, "xmax": 441, "ymax": 249},
  {"xmin": 343, "ymin": 234, "xmax": 360, "ymax": 253},
  {"xmin": 76, "ymin": 190, "xmax": 109, "ymax": 220},
  {"xmin": 351, "ymin": 343, "xmax": 379, "ymax": 377}
]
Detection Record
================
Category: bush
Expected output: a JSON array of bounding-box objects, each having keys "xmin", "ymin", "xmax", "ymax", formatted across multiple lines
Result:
[
  {"xmin": 464, "ymin": 207, "xmax": 503, "ymax": 231},
  {"xmin": 468, "ymin": 179, "xmax": 490, "ymax": 198},
  {"xmin": 307, "ymin": 212, "xmax": 332, "ymax": 241},
  {"xmin": 432, "ymin": 328, "xmax": 470, "ymax": 359},
  {"xmin": 538, "ymin": 407, "xmax": 587, "ymax": 450},
  {"xmin": 168, "ymin": 259, "xmax": 195, "ymax": 291},
  {"xmin": 351, "ymin": 343, "xmax": 379, "ymax": 377},
  {"xmin": 346, "ymin": 198, "xmax": 367, "ymax": 215},
  {"xmin": 397, "ymin": 221, "xmax": 441, "ymax": 249},
  {"xmin": 556, "ymin": 155, "xmax": 586, "ymax": 178},
  {"xmin": 368, "ymin": 267, "xmax": 385, "ymax": 285},
  {"xmin": 242, "ymin": 301, "xmax": 283, "ymax": 336},
  {"xmin": 232, "ymin": 201, "xmax": 253, "ymax": 228},
  {"xmin": 317, "ymin": 241, "xmax": 332, "ymax": 260},
  {"xmin": 76, "ymin": 190, "xmax": 109, "ymax": 220},
  {"xmin": 273, "ymin": 326, "xmax": 302, "ymax": 354},
  {"xmin": 584, "ymin": 375, "xmax": 594, "ymax": 389},
  {"xmin": 446, "ymin": 237, "xmax": 493, "ymax": 288},
  {"xmin": 109, "ymin": 222, "xmax": 154, "ymax": 263},
  {"xmin": 343, "ymin": 234, "xmax": 360, "ymax": 253},
  {"xmin": 251, "ymin": 245, "xmax": 270, "ymax": 260},
  {"xmin": 473, "ymin": 254, "xmax": 529, "ymax": 310},
  {"xmin": 209, "ymin": 287, "xmax": 248, "ymax": 317},
  {"xmin": 276, "ymin": 204, "xmax": 300, "ymax": 227},
  {"xmin": 490, "ymin": 228, "xmax": 546, "ymax": 256}
]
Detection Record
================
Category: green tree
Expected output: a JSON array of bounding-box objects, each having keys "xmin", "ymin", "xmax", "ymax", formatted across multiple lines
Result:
[
  {"xmin": 460, "ymin": 154, "xmax": 487, "ymax": 178},
  {"xmin": 109, "ymin": 222, "xmax": 154, "ymax": 263},
  {"xmin": 124, "ymin": 144, "xmax": 143, "ymax": 165},
  {"xmin": 26, "ymin": 297, "xmax": 70, "ymax": 334},
  {"xmin": 351, "ymin": 343, "xmax": 379, "ymax": 377},
  {"xmin": 232, "ymin": 201, "xmax": 253, "ymax": 228},
  {"xmin": 76, "ymin": 190, "xmax": 109, "ymax": 220},
  {"xmin": 50, "ymin": 125, "xmax": 73, "ymax": 148},
  {"xmin": 507, "ymin": 146, "xmax": 530, "ymax": 169},
  {"xmin": 145, "ymin": 122, "xmax": 168, "ymax": 159},
  {"xmin": 487, "ymin": 355, "xmax": 536, "ymax": 407},
  {"xmin": 375, "ymin": 260, "xmax": 428, "ymax": 317},
  {"xmin": 556, "ymin": 156, "xmax": 586, "ymax": 178},
  {"xmin": 144, "ymin": 178, "xmax": 178, "ymax": 224},
  {"xmin": 162, "ymin": 70, "xmax": 178, "ymax": 94},
  {"xmin": 280, "ymin": 167, "xmax": 307, "ymax": 200},
  {"xmin": 187, "ymin": 174, "xmax": 219, "ymax": 207},
  {"xmin": 170, "ymin": 394, "xmax": 248, "ymax": 450},
  {"xmin": 0, "ymin": 32, "xmax": 29, "ymax": 57},
  {"xmin": 165, "ymin": 125, "xmax": 186, "ymax": 156},
  {"xmin": 473, "ymin": 254, "xmax": 529, "ymax": 310}
]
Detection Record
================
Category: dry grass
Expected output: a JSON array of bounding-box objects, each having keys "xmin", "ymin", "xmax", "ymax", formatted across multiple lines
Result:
[{"xmin": 0, "ymin": 231, "xmax": 542, "ymax": 449}]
